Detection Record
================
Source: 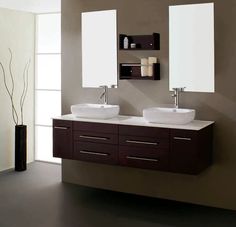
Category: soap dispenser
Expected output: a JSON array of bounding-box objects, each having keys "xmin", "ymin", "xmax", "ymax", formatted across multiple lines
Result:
[{"xmin": 123, "ymin": 37, "xmax": 129, "ymax": 49}]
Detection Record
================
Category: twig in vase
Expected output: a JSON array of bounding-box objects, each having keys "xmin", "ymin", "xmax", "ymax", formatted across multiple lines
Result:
[
  {"xmin": 0, "ymin": 59, "xmax": 19, "ymax": 125},
  {"xmin": 0, "ymin": 48, "xmax": 30, "ymax": 126},
  {"xmin": 20, "ymin": 59, "xmax": 31, "ymax": 125}
]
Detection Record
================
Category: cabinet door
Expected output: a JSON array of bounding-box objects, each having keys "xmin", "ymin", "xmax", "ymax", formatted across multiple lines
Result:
[
  {"xmin": 170, "ymin": 129, "xmax": 198, "ymax": 174},
  {"xmin": 53, "ymin": 120, "xmax": 73, "ymax": 159}
]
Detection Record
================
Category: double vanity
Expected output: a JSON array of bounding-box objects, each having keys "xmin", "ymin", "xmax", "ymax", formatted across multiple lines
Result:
[{"xmin": 53, "ymin": 110, "xmax": 213, "ymax": 175}]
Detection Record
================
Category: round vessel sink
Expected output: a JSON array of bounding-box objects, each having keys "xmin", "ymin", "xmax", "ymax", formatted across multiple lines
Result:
[
  {"xmin": 143, "ymin": 107, "xmax": 195, "ymax": 125},
  {"xmin": 71, "ymin": 103, "xmax": 120, "ymax": 119}
]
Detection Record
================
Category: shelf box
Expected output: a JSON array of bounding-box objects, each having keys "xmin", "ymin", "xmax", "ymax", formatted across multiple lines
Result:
[
  {"xmin": 119, "ymin": 63, "xmax": 160, "ymax": 80},
  {"xmin": 119, "ymin": 33, "xmax": 160, "ymax": 50}
]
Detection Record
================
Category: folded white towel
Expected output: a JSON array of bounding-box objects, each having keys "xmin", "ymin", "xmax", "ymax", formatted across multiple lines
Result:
[
  {"xmin": 141, "ymin": 58, "xmax": 148, "ymax": 77},
  {"xmin": 148, "ymin": 57, "xmax": 157, "ymax": 77}
]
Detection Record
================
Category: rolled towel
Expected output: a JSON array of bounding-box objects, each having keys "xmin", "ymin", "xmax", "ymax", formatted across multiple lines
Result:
[
  {"xmin": 148, "ymin": 57, "xmax": 157, "ymax": 77},
  {"xmin": 141, "ymin": 58, "xmax": 148, "ymax": 77}
]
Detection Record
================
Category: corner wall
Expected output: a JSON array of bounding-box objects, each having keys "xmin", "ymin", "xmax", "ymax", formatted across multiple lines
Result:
[
  {"xmin": 61, "ymin": 0, "xmax": 236, "ymax": 210},
  {"xmin": 0, "ymin": 8, "xmax": 35, "ymax": 171}
]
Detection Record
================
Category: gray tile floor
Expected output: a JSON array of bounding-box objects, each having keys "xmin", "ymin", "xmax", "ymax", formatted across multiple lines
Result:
[{"xmin": 0, "ymin": 162, "xmax": 235, "ymax": 227}]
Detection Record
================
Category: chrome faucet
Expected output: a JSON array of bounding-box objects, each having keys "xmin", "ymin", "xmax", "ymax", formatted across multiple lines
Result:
[
  {"xmin": 99, "ymin": 85, "xmax": 108, "ymax": 104},
  {"xmin": 171, "ymin": 87, "xmax": 185, "ymax": 109}
]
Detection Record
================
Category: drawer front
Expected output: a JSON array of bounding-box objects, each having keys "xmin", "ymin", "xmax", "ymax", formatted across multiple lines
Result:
[
  {"xmin": 119, "ymin": 135, "xmax": 169, "ymax": 149},
  {"xmin": 73, "ymin": 121, "xmax": 118, "ymax": 134},
  {"xmin": 119, "ymin": 146, "xmax": 169, "ymax": 170},
  {"xmin": 119, "ymin": 125, "xmax": 169, "ymax": 138},
  {"xmin": 74, "ymin": 131, "xmax": 118, "ymax": 144},
  {"xmin": 74, "ymin": 142, "xmax": 118, "ymax": 164}
]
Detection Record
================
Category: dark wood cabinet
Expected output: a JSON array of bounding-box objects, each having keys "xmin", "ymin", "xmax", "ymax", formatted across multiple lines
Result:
[
  {"xmin": 119, "ymin": 33, "xmax": 161, "ymax": 81},
  {"xmin": 53, "ymin": 119, "xmax": 213, "ymax": 175},
  {"xmin": 170, "ymin": 126, "xmax": 213, "ymax": 174},
  {"xmin": 53, "ymin": 120, "xmax": 73, "ymax": 159}
]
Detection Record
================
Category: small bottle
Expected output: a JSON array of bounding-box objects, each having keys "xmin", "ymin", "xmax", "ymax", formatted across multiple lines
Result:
[{"xmin": 123, "ymin": 37, "xmax": 129, "ymax": 49}]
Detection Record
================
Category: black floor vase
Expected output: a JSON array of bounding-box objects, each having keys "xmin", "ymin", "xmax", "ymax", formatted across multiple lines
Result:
[{"xmin": 15, "ymin": 125, "xmax": 27, "ymax": 171}]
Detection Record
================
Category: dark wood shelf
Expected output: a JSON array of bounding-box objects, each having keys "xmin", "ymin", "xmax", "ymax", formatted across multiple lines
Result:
[
  {"xmin": 119, "ymin": 33, "xmax": 160, "ymax": 50},
  {"xmin": 119, "ymin": 63, "xmax": 160, "ymax": 80}
]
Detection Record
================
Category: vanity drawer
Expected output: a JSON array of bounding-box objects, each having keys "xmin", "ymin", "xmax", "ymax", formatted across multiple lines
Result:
[
  {"xmin": 73, "ymin": 121, "xmax": 118, "ymax": 134},
  {"xmin": 119, "ymin": 135, "xmax": 169, "ymax": 149},
  {"xmin": 74, "ymin": 131, "xmax": 118, "ymax": 144},
  {"xmin": 74, "ymin": 142, "xmax": 118, "ymax": 164},
  {"xmin": 119, "ymin": 146, "xmax": 169, "ymax": 170},
  {"xmin": 119, "ymin": 125, "xmax": 169, "ymax": 138}
]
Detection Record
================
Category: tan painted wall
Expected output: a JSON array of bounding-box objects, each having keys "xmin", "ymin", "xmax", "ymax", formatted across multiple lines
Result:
[
  {"xmin": 61, "ymin": 0, "xmax": 236, "ymax": 210},
  {"xmin": 0, "ymin": 8, "xmax": 35, "ymax": 171}
]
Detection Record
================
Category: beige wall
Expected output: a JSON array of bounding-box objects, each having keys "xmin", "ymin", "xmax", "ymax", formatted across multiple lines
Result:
[
  {"xmin": 0, "ymin": 8, "xmax": 35, "ymax": 171},
  {"xmin": 61, "ymin": 0, "xmax": 236, "ymax": 210}
]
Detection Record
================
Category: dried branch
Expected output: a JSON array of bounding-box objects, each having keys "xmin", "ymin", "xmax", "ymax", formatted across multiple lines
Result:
[
  {"xmin": 0, "ymin": 61, "xmax": 18, "ymax": 125},
  {"xmin": 0, "ymin": 49, "xmax": 30, "ymax": 126},
  {"xmin": 20, "ymin": 59, "xmax": 30, "ymax": 125}
]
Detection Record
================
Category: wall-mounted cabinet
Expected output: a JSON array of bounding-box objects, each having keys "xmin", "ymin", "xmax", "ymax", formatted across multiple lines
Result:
[
  {"xmin": 119, "ymin": 63, "xmax": 160, "ymax": 80},
  {"xmin": 119, "ymin": 33, "xmax": 160, "ymax": 80},
  {"xmin": 119, "ymin": 33, "xmax": 160, "ymax": 50},
  {"xmin": 53, "ymin": 117, "xmax": 213, "ymax": 175}
]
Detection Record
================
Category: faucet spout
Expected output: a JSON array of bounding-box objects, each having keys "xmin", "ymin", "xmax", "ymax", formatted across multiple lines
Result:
[
  {"xmin": 99, "ymin": 85, "xmax": 108, "ymax": 105},
  {"xmin": 171, "ymin": 87, "xmax": 185, "ymax": 109}
]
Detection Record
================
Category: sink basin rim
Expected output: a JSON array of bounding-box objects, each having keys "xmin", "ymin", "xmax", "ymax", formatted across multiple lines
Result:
[
  {"xmin": 143, "ymin": 107, "xmax": 195, "ymax": 125},
  {"xmin": 71, "ymin": 103, "xmax": 120, "ymax": 119}
]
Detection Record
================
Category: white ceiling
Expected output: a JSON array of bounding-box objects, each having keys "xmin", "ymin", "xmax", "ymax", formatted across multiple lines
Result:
[{"xmin": 0, "ymin": 0, "xmax": 60, "ymax": 13}]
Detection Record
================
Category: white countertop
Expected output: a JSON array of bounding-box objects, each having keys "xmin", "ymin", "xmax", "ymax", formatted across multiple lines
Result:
[{"xmin": 54, "ymin": 114, "xmax": 214, "ymax": 131}]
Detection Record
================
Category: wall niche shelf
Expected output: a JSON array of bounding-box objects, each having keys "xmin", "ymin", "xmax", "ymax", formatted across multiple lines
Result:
[
  {"xmin": 119, "ymin": 33, "xmax": 160, "ymax": 50},
  {"xmin": 119, "ymin": 63, "xmax": 160, "ymax": 80}
]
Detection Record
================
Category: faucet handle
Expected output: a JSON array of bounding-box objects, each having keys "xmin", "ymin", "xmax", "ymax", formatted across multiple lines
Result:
[
  {"xmin": 99, "ymin": 85, "xmax": 107, "ymax": 88},
  {"xmin": 172, "ymin": 87, "xmax": 186, "ymax": 92}
]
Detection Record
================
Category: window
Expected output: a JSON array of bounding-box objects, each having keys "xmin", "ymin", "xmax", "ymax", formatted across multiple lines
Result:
[{"xmin": 35, "ymin": 14, "xmax": 61, "ymax": 163}]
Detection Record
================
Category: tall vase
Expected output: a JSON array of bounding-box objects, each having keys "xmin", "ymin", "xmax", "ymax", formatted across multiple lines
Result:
[{"xmin": 15, "ymin": 125, "xmax": 27, "ymax": 171}]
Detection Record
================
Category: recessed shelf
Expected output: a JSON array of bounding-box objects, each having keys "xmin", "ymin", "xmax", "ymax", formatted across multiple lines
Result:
[
  {"xmin": 119, "ymin": 33, "xmax": 160, "ymax": 50},
  {"xmin": 119, "ymin": 63, "xmax": 160, "ymax": 80}
]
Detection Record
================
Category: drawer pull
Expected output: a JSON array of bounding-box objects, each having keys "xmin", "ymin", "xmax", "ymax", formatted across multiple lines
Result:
[
  {"xmin": 173, "ymin": 137, "xmax": 191, "ymax": 141},
  {"xmin": 127, "ymin": 156, "xmax": 159, "ymax": 162},
  {"xmin": 80, "ymin": 150, "xmax": 108, "ymax": 156},
  {"xmin": 80, "ymin": 135, "xmax": 108, "ymax": 141},
  {"xmin": 54, "ymin": 126, "xmax": 69, "ymax": 130},
  {"xmin": 126, "ymin": 140, "xmax": 159, "ymax": 146}
]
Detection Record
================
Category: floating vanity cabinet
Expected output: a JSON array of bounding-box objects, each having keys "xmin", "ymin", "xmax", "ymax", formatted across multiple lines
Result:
[
  {"xmin": 53, "ymin": 120, "xmax": 73, "ymax": 159},
  {"xmin": 73, "ymin": 122, "xmax": 119, "ymax": 165},
  {"xmin": 119, "ymin": 63, "xmax": 160, "ymax": 80},
  {"xmin": 170, "ymin": 126, "xmax": 213, "ymax": 174},
  {"xmin": 53, "ymin": 116, "xmax": 213, "ymax": 175},
  {"xmin": 119, "ymin": 125, "xmax": 169, "ymax": 170},
  {"xmin": 119, "ymin": 33, "xmax": 160, "ymax": 50}
]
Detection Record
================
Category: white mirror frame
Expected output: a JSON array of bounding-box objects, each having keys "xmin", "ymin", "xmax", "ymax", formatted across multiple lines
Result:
[
  {"xmin": 169, "ymin": 3, "xmax": 215, "ymax": 92},
  {"xmin": 82, "ymin": 10, "xmax": 117, "ymax": 88}
]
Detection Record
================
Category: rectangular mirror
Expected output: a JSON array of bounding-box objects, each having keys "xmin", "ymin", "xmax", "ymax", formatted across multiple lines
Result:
[
  {"xmin": 82, "ymin": 10, "xmax": 117, "ymax": 88},
  {"xmin": 169, "ymin": 3, "xmax": 215, "ymax": 92}
]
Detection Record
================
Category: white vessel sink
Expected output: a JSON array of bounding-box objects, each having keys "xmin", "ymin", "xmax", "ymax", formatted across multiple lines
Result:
[
  {"xmin": 71, "ymin": 104, "xmax": 120, "ymax": 119},
  {"xmin": 143, "ymin": 107, "xmax": 195, "ymax": 125}
]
